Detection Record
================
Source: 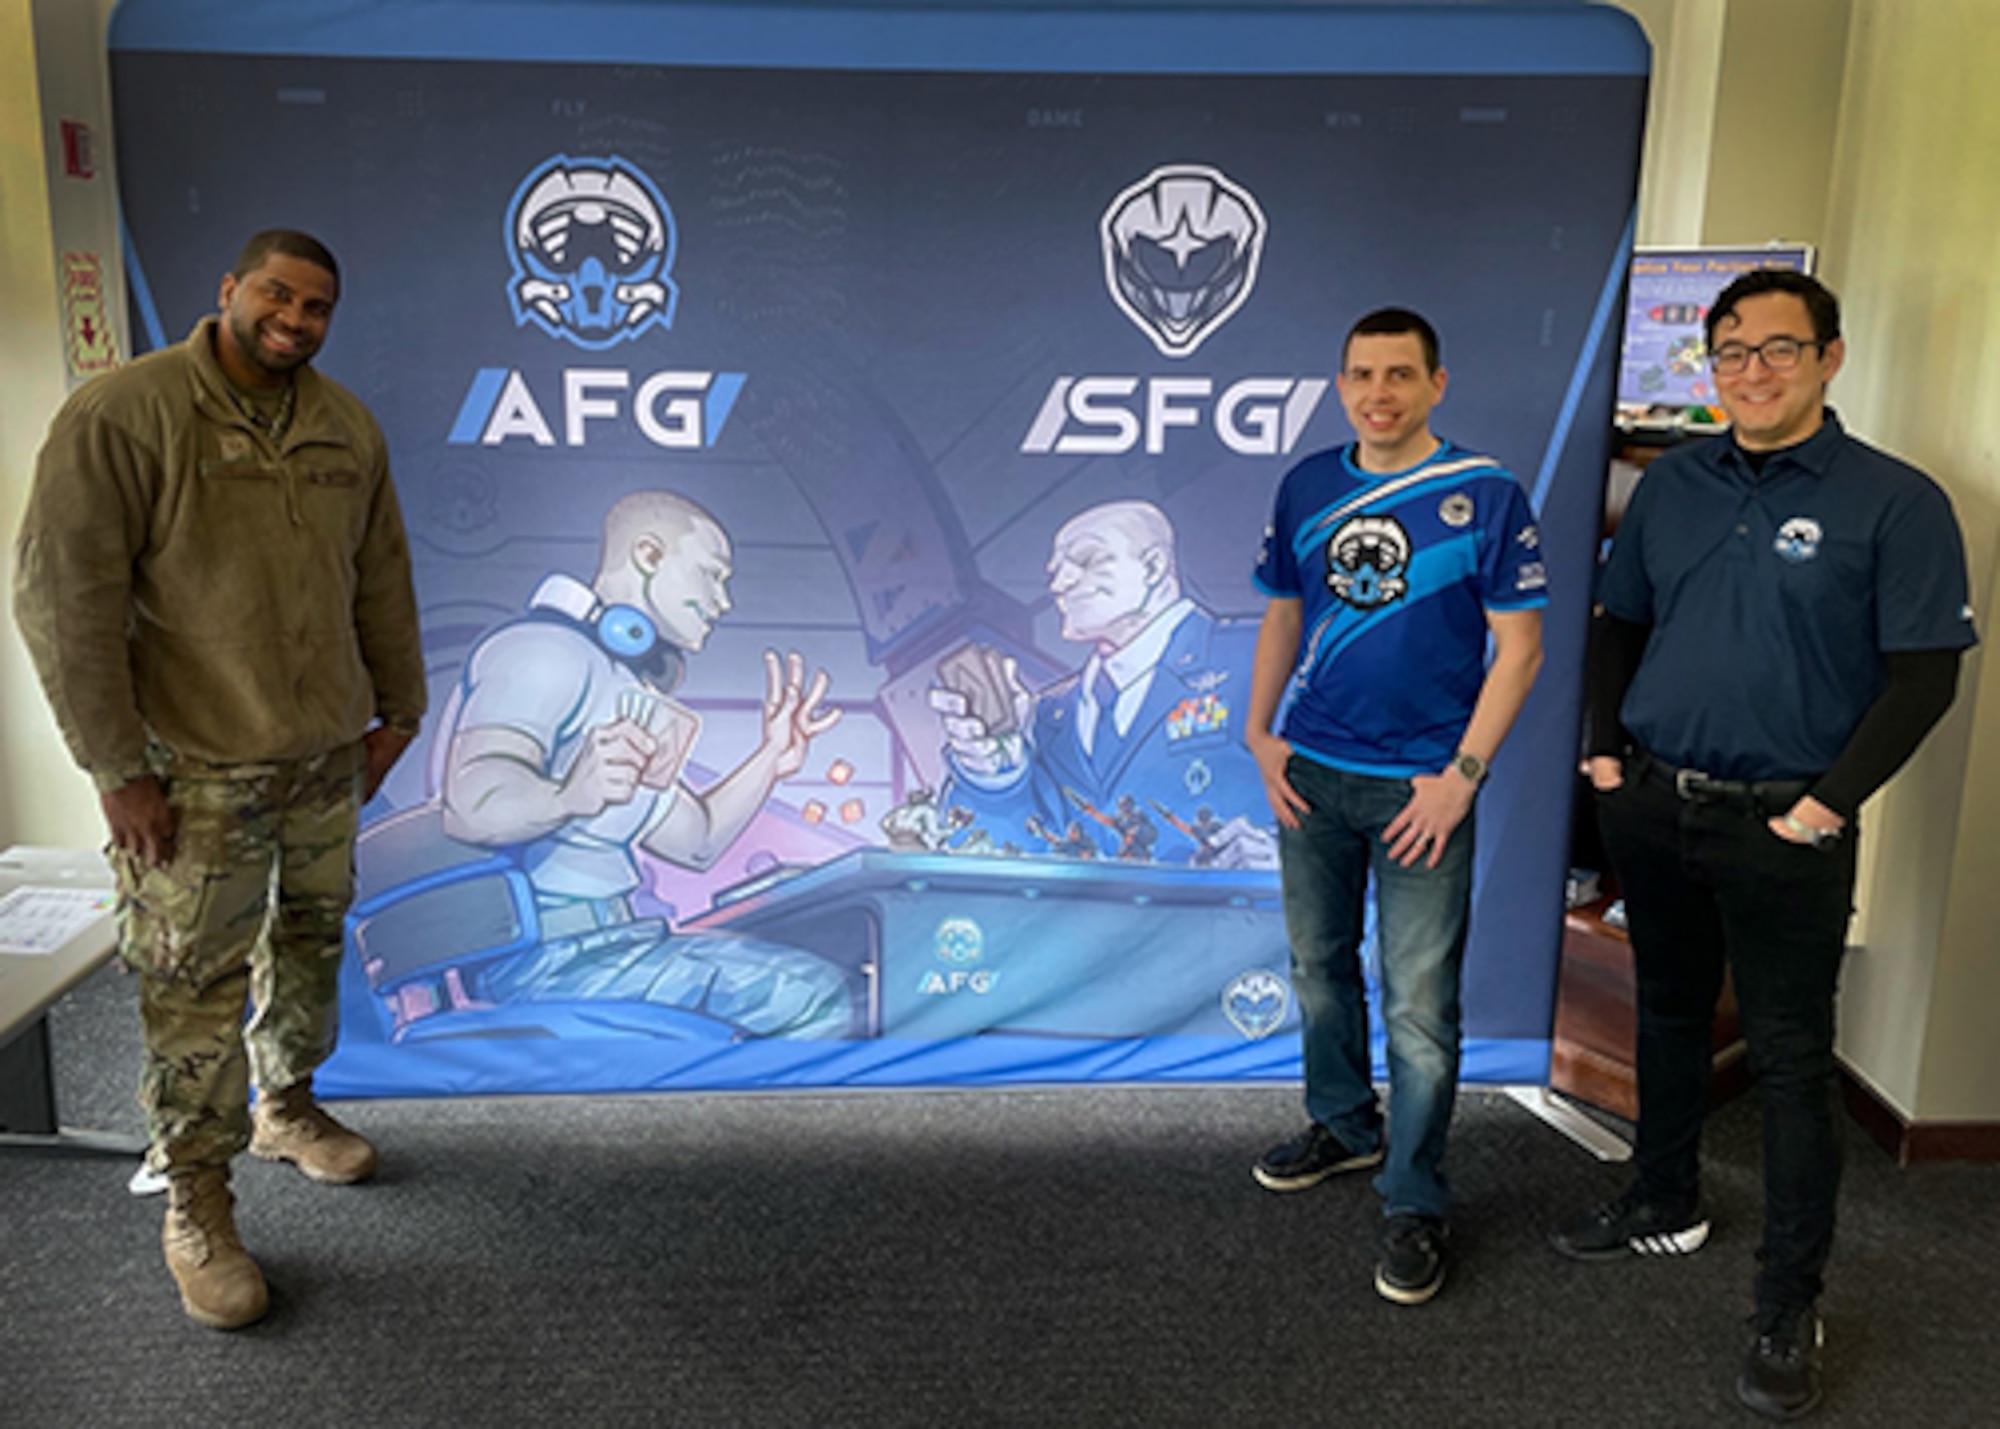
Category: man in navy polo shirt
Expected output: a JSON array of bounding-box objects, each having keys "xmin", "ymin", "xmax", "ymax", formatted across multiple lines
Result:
[
  {"xmin": 1246, "ymin": 307, "xmax": 1546, "ymax": 1306},
  {"xmin": 1550, "ymin": 271, "xmax": 1976, "ymax": 1421}
]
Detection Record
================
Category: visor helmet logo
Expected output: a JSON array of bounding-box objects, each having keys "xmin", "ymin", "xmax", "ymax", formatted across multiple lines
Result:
[
  {"xmin": 1774, "ymin": 516, "xmax": 1823, "ymax": 564},
  {"xmin": 934, "ymin": 917, "xmax": 984, "ymax": 966},
  {"xmin": 1101, "ymin": 164, "xmax": 1266, "ymax": 358},
  {"xmin": 506, "ymin": 155, "xmax": 678, "ymax": 349},
  {"xmin": 1327, "ymin": 515, "xmax": 1411, "ymax": 609}
]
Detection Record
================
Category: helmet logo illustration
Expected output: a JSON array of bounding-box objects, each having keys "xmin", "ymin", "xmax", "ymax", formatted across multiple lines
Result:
[
  {"xmin": 506, "ymin": 155, "xmax": 678, "ymax": 349},
  {"xmin": 1223, "ymin": 969, "xmax": 1289, "ymax": 1040},
  {"xmin": 1327, "ymin": 515, "xmax": 1411, "ymax": 610},
  {"xmin": 1100, "ymin": 164, "xmax": 1266, "ymax": 358},
  {"xmin": 1774, "ymin": 516, "xmax": 1823, "ymax": 564},
  {"xmin": 934, "ymin": 917, "xmax": 984, "ymax": 966}
]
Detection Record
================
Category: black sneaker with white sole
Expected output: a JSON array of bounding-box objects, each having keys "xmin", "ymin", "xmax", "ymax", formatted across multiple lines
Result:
[
  {"xmin": 1548, "ymin": 1190, "xmax": 1710, "ymax": 1261},
  {"xmin": 1737, "ymin": 1305, "xmax": 1824, "ymax": 1421},
  {"xmin": 1251, "ymin": 1122, "xmax": 1384, "ymax": 1192},
  {"xmin": 1375, "ymin": 1213, "xmax": 1448, "ymax": 1305}
]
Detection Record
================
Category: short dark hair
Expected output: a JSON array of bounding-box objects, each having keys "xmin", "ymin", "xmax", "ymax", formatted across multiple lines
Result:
[
  {"xmin": 1705, "ymin": 269, "xmax": 1839, "ymax": 348},
  {"xmin": 1344, "ymin": 307, "xmax": 1441, "ymax": 373},
  {"xmin": 232, "ymin": 230, "xmax": 340, "ymax": 295}
]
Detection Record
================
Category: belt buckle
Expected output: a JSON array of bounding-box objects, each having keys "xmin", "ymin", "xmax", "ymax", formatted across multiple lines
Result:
[{"xmin": 1674, "ymin": 767, "xmax": 1708, "ymax": 800}]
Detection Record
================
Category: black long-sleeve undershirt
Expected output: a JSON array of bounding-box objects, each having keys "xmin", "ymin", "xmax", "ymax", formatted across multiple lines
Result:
[{"xmin": 1584, "ymin": 608, "xmax": 1962, "ymax": 819}]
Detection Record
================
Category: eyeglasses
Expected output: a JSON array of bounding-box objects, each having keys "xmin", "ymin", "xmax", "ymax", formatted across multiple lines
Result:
[{"xmin": 1709, "ymin": 336, "xmax": 1825, "ymax": 376}]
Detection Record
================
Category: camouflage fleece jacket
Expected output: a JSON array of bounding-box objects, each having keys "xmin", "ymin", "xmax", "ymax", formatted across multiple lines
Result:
[{"xmin": 12, "ymin": 317, "xmax": 426, "ymax": 791}]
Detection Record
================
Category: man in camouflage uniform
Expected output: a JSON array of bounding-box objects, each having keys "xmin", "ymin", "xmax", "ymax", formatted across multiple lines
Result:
[{"xmin": 12, "ymin": 230, "xmax": 425, "ymax": 1330}]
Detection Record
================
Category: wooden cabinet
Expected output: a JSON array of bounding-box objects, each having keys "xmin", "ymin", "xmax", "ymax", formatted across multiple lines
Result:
[{"xmin": 1550, "ymin": 895, "xmax": 1750, "ymax": 1120}]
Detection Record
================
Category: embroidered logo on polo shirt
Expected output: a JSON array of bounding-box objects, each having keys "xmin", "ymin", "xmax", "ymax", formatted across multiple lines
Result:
[{"xmin": 1774, "ymin": 516, "xmax": 1823, "ymax": 563}]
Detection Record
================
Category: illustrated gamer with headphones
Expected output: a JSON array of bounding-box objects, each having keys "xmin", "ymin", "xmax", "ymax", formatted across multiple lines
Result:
[{"xmin": 396, "ymin": 488, "xmax": 861, "ymax": 1040}]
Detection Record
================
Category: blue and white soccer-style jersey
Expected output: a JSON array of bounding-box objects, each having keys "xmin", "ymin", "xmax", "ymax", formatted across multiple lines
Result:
[{"xmin": 1253, "ymin": 441, "xmax": 1547, "ymax": 778}]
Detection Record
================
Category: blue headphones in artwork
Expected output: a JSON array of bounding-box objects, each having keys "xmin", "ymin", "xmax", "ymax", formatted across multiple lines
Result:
[
  {"xmin": 583, "ymin": 602, "xmax": 685, "ymax": 690},
  {"xmin": 597, "ymin": 604, "xmax": 659, "ymax": 660},
  {"xmin": 521, "ymin": 574, "xmax": 688, "ymax": 690}
]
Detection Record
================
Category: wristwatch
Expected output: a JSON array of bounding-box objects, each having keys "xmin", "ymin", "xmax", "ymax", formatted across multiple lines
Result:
[
  {"xmin": 1782, "ymin": 813, "xmax": 1841, "ymax": 849},
  {"xmin": 1451, "ymin": 750, "xmax": 1488, "ymax": 786}
]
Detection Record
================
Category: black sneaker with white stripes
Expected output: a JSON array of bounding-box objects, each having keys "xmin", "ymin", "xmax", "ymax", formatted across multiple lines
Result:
[{"xmin": 1548, "ymin": 1190, "xmax": 1710, "ymax": 1261}]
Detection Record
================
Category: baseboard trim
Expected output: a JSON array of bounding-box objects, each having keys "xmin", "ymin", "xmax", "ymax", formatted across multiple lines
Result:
[{"xmin": 1839, "ymin": 1068, "xmax": 2000, "ymax": 1165}]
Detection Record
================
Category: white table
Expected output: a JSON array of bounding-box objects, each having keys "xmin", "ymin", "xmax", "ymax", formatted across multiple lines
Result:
[{"xmin": 0, "ymin": 845, "xmax": 144, "ymax": 1160}]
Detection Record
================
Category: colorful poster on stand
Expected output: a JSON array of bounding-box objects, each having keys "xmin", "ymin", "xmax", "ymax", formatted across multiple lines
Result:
[{"xmin": 108, "ymin": 1, "xmax": 1647, "ymax": 1098}]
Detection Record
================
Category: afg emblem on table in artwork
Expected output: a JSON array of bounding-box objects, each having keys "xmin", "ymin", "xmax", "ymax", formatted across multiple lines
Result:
[
  {"xmin": 934, "ymin": 916, "xmax": 984, "ymax": 965},
  {"xmin": 1774, "ymin": 516, "xmax": 1823, "ymax": 563},
  {"xmin": 921, "ymin": 916, "xmax": 996, "ymax": 998},
  {"xmin": 1223, "ymin": 969, "xmax": 1289, "ymax": 1040},
  {"xmin": 506, "ymin": 155, "xmax": 679, "ymax": 349},
  {"xmin": 1101, "ymin": 164, "xmax": 1266, "ymax": 358}
]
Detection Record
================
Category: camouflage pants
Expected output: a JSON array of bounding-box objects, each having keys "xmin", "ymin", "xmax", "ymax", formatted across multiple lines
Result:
[{"xmin": 113, "ymin": 743, "xmax": 363, "ymax": 1172}]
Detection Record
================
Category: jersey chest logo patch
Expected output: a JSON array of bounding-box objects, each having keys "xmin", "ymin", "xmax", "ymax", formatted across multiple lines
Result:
[
  {"xmin": 1775, "ymin": 516, "xmax": 1823, "ymax": 563},
  {"xmin": 1325, "ymin": 514, "xmax": 1410, "ymax": 609}
]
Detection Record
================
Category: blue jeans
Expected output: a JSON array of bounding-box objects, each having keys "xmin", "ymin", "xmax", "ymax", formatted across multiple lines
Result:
[
  {"xmin": 1279, "ymin": 758, "xmax": 1472, "ymax": 1220},
  {"xmin": 1597, "ymin": 763, "xmax": 1855, "ymax": 1314}
]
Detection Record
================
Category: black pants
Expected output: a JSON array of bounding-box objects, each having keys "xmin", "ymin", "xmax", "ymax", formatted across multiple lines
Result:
[{"xmin": 1596, "ymin": 765, "xmax": 1857, "ymax": 1314}]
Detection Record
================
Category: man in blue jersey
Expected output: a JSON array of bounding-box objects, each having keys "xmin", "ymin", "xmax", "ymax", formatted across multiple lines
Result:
[
  {"xmin": 1247, "ymin": 308, "xmax": 1545, "ymax": 1306},
  {"xmin": 1550, "ymin": 271, "xmax": 1975, "ymax": 1421}
]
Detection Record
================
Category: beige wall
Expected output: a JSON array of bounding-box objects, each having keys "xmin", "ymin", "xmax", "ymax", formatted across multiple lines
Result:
[
  {"xmin": 1618, "ymin": 0, "xmax": 1852, "ymax": 250},
  {"xmin": 1618, "ymin": 0, "xmax": 1724, "ymax": 246},
  {"xmin": 0, "ymin": 0, "xmax": 96, "ymax": 852},
  {"xmin": 1817, "ymin": 0, "xmax": 2000, "ymax": 1122},
  {"xmin": 1704, "ymin": 0, "xmax": 1851, "ymax": 248}
]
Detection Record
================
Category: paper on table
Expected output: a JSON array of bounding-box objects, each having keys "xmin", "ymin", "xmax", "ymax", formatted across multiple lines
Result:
[{"xmin": 0, "ymin": 885, "xmax": 116, "ymax": 955}]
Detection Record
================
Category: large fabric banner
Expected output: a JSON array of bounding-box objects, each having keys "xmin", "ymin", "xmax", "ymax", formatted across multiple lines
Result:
[{"xmin": 107, "ymin": 1, "xmax": 1648, "ymax": 1096}]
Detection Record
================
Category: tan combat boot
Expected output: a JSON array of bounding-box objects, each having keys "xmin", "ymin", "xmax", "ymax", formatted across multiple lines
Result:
[
  {"xmin": 250, "ymin": 1080, "xmax": 379, "ymax": 1184},
  {"xmin": 162, "ymin": 1166, "xmax": 269, "ymax": 1330}
]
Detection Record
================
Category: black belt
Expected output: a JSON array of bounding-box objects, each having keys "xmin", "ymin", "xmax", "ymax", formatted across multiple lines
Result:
[{"xmin": 1632, "ymin": 750, "xmax": 1814, "ymax": 816}]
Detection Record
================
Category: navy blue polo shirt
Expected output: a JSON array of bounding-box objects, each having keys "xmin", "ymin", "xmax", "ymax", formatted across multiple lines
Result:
[{"xmin": 1598, "ymin": 411, "xmax": 1977, "ymax": 781}]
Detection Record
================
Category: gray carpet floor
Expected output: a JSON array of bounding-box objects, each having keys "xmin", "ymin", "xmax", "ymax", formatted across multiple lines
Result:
[{"xmin": 3, "ymin": 959, "xmax": 1996, "ymax": 1427}]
